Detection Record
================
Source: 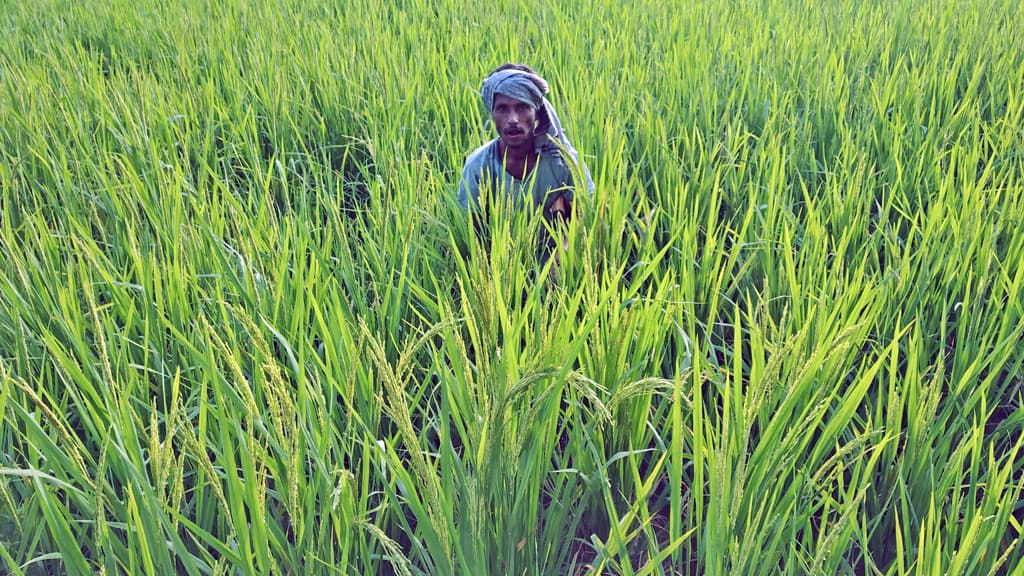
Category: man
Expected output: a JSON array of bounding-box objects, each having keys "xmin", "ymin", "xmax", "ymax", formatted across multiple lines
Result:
[{"xmin": 457, "ymin": 64, "xmax": 593, "ymax": 226}]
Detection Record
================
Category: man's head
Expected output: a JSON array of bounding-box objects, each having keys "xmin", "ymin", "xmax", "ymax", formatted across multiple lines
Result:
[
  {"xmin": 487, "ymin": 63, "xmax": 549, "ymax": 93},
  {"xmin": 481, "ymin": 64, "xmax": 551, "ymax": 152}
]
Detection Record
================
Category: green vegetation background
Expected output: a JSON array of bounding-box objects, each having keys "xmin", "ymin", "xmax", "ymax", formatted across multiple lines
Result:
[{"xmin": 1, "ymin": 0, "xmax": 1022, "ymax": 574}]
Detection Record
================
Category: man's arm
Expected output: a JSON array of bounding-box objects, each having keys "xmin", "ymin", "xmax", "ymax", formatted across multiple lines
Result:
[
  {"xmin": 546, "ymin": 150, "xmax": 591, "ymax": 222},
  {"xmin": 457, "ymin": 171, "xmax": 476, "ymax": 210},
  {"xmin": 569, "ymin": 148, "xmax": 595, "ymax": 197},
  {"xmin": 580, "ymin": 157, "xmax": 595, "ymax": 196},
  {"xmin": 457, "ymin": 163, "xmax": 491, "ymax": 240}
]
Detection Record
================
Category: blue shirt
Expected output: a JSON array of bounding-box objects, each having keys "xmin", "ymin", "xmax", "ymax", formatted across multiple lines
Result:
[{"xmin": 457, "ymin": 139, "xmax": 593, "ymax": 213}]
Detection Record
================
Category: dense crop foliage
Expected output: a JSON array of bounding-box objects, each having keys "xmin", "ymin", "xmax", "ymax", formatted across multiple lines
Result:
[{"xmin": 1, "ymin": 0, "xmax": 1023, "ymax": 573}]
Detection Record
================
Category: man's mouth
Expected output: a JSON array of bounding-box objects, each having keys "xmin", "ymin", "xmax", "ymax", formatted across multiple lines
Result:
[{"xmin": 506, "ymin": 126, "xmax": 524, "ymax": 136}]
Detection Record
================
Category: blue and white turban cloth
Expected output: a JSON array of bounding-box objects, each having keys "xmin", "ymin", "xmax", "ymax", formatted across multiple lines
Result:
[{"xmin": 480, "ymin": 69, "xmax": 578, "ymax": 165}]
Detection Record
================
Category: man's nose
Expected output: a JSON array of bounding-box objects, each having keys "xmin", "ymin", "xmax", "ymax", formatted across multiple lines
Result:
[{"xmin": 509, "ymin": 110, "xmax": 520, "ymax": 123}]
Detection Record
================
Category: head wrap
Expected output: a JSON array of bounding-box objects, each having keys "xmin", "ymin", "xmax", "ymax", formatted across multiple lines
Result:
[{"xmin": 480, "ymin": 69, "xmax": 576, "ymax": 162}]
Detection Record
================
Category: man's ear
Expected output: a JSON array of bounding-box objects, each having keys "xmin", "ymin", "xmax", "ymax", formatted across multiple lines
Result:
[{"xmin": 535, "ymin": 107, "xmax": 551, "ymax": 133}]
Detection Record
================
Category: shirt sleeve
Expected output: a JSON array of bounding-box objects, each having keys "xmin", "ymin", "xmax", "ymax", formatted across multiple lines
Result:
[
  {"xmin": 565, "ymin": 148, "xmax": 595, "ymax": 196},
  {"xmin": 578, "ymin": 155, "xmax": 595, "ymax": 195},
  {"xmin": 457, "ymin": 164, "xmax": 478, "ymax": 210},
  {"xmin": 458, "ymin": 145, "xmax": 493, "ymax": 210}
]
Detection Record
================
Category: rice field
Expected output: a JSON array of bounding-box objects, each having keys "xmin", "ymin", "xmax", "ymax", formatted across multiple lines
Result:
[{"xmin": 1, "ymin": 0, "xmax": 1023, "ymax": 574}]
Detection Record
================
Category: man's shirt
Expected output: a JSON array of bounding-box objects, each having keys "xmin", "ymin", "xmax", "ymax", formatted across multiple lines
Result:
[{"xmin": 457, "ymin": 139, "xmax": 593, "ymax": 213}]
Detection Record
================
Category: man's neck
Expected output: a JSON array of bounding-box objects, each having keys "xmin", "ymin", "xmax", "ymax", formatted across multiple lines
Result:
[{"xmin": 498, "ymin": 140, "xmax": 538, "ymax": 179}]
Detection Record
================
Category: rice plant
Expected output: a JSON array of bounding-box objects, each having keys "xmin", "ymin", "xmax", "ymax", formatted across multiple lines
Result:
[{"xmin": 1, "ymin": 0, "xmax": 1022, "ymax": 574}]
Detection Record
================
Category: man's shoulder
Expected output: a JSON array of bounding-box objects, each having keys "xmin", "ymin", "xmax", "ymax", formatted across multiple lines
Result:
[
  {"xmin": 463, "ymin": 139, "xmax": 500, "ymax": 170},
  {"xmin": 458, "ymin": 139, "xmax": 501, "ymax": 208}
]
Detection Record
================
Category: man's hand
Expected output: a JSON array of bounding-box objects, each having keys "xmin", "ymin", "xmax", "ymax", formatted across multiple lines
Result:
[
  {"xmin": 550, "ymin": 193, "xmax": 570, "ymax": 221},
  {"xmin": 547, "ymin": 193, "xmax": 571, "ymax": 270}
]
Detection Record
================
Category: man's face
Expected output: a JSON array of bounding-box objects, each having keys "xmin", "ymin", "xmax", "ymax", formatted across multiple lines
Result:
[{"xmin": 492, "ymin": 93, "xmax": 537, "ymax": 151}]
